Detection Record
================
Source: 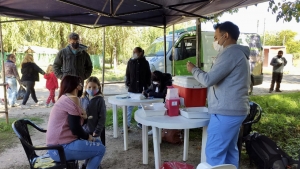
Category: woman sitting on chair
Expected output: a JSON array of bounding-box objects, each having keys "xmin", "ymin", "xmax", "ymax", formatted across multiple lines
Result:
[{"xmin": 46, "ymin": 75, "xmax": 105, "ymax": 169}]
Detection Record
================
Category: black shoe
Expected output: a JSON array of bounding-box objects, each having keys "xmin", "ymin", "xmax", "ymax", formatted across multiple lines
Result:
[
  {"xmin": 275, "ymin": 90, "xmax": 282, "ymax": 92},
  {"xmin": 137, "ymin": 123, "xmax": 142, "ymax": 129}
]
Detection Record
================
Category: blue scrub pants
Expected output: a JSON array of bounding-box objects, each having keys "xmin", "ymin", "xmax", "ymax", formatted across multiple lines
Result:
[{"xmin": 206, "ymin": 114, "xmax": 246, "ymax": 168}]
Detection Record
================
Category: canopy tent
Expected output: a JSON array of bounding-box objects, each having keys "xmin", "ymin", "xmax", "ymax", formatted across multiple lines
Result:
[{"xmin": 0, "ymin": 0, "xmax": 268, "ymax": 27}]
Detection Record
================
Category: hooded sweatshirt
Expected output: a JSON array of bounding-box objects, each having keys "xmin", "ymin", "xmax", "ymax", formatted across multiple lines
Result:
[
  {"xmin": 53, "ymin": 44, "xmax": 93, "ymax": 80},
  {"xmin": 192, "ymin": 44, "xmax": 250, "ymax": 116}
]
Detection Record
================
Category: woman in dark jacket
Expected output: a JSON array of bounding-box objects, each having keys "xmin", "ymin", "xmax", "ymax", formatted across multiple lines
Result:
[
  {"xmin": 125, "ymin": 47, "xmax": 151, "ymax": 130},
  {"xmin": 20, "ymin": 54, "xmax": 45, "ymax": 109}
]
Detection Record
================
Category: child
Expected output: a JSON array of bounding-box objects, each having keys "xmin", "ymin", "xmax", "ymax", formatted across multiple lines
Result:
[
  {"xmin": 44, "ymin": 64, "xmax": 58, "ymax": 108},
  {"xmin": 80, "ymin": 76, "xmax": 106, "ymax": 138}
]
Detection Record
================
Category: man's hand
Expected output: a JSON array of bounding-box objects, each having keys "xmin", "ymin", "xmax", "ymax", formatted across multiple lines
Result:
[{"xmin": 186, "ymin": 61, "xmax": 196, "ymax": 73}]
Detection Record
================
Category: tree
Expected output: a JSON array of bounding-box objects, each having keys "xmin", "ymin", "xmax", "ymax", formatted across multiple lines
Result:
[
  {"xmin": 263, "ymin": 30, "xmax": 300, "ymax": 53},
  {"xmin": 269, "ymin": 0, "xmax": 300, "ymax": 22}
]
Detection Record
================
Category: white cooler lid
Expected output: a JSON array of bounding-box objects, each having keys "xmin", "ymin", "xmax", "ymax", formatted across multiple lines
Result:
[{"xmin": 173, "ymin": 76, "xmax": 206, "ymax": 89}]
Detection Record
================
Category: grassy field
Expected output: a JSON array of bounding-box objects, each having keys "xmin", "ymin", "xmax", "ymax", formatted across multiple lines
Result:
[
  {"xmin": 104, "ymin": 92, "xmax": 300, "ymax": 160},
  {"xmin": 91, "ymin": 64, "xmax": 126, "ymax": 82},
  {"xmin": 0, "ymin": 117, "xmax": 44, "ymax": 153}
]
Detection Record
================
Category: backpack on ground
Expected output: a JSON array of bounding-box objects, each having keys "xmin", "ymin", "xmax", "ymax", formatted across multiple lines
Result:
[
  {"xmin": 161, "ymin": 129, "xmax": 183, "ymax": 144},
  {"xmin": 245, "ymin": 132, "xmax": 298, "ymax": 169}
]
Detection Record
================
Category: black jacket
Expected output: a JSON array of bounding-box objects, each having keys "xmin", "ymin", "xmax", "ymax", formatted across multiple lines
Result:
[
  {"xmin": 21, "ymin": 62, "xmax": 45, "ymax": 82},
  {"xmin": 126, "ymin": 57, "xmax": 151, "ymax": 93},
  {"xmin": 53, "ymin": 45, "xmax": 93, "ymax": 80},
  {"xmin": 146, "ymin": 73, "xmax": 172, "ymax": 99},
  {"xmin": 80, "ymin": 95, "xmax": 106, "ymax": 136}
]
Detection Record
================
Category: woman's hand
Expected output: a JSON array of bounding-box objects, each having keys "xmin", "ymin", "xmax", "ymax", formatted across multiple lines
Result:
[
  {"xmin": 93, "ymin": 132, "xmax": 98, "ymax": 137},
  {"xmin": 80, "ymin": 111, "xmax": 88, "ymax": 119},
  {"xmin": 88, "ymin": 135, "xmax": 94, "ymax": 142}
]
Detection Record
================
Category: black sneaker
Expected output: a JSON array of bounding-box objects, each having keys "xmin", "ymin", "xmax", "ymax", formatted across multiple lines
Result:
[{"xmin": 137, "ymin": 123, "xmax": 142, "ymax": 129}]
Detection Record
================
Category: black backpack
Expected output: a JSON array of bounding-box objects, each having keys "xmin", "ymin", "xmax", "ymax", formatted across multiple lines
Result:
[{"xmin": 245, "ymin": 132, "xmax": 298, "ymax": 169}]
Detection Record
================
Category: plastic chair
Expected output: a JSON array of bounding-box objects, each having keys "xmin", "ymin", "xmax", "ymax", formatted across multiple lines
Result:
[
  {"xmin": 197, "ymin": 162, "xmax": 236, "ymax": 169},
  {"xmin": 12, "ymin": 119, "xmax": 78, "ymax": 169},
  {"xmin": 237, "ymin": 101, "xmax": 262, "ymax": 162}
]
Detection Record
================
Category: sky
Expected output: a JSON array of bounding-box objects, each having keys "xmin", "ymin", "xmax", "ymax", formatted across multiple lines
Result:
[{"xmin": 200, "ymin": 1, "xmax": 300, "ymax": 39}]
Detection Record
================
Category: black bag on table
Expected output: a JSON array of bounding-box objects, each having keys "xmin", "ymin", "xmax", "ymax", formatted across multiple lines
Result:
[
  {"xmin": 17, "ymin": 86, "xmax": 26, "ymax": 100},
  {"xmin": 245, "ymin": 132, "xmax": 298, "ymax": 169}
]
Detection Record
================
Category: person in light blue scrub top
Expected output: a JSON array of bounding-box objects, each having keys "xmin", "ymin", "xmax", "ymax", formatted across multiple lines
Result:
[{"xmin": 187, "ymin": 21, "xmax": 250, "ymax": 168}]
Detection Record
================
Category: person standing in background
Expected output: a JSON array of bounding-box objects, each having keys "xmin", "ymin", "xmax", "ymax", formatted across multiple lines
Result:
[
  {"xmin": 269, "ymin": 50, "xmax": 287, "ymax": 93},
  {"xmin": 4, "ymin": 54, "xmax": 22, "ymax": 107},
  {"xmin": 125, "ymin": 47, "xmax": 151, "ymax": 131},
  {"xmin": 53, "ymin": 32, "xmax": 93, "ymax": 81}
]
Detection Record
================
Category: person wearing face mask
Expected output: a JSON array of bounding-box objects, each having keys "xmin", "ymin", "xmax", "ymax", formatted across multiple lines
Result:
[
  {"xmin": 125, "ymin": 47, "xmax": 151, "ymax": 130},
  {"xmin": 186, "ymin": 21, "xmax": 250, "ymax": 168},
  {"xmin": 269, "ymin": 50, "xmax": 287, "ymax": 93},
  {"xmin": 53, "ymin": 32, "xmax": 93, "ymax": 82}
]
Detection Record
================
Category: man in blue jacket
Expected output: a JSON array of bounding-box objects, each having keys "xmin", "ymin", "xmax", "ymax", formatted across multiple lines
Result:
[{"xmin": 187, "ymin": 21, "xmax": 250, "ymax": 168}]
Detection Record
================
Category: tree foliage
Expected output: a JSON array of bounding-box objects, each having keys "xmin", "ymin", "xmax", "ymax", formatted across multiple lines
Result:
[
  {"xmin": 263, "ymin": 30, "xmax": 300, "ymax": 53},
  {"xmin": 269, "ymin": 0, "xmax": 300, "ymax": 22}
]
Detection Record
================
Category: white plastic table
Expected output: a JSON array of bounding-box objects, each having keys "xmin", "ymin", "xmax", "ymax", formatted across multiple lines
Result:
[
  {"xmin": 134, "ymin": 109, "xmax": 210, "ymax": 169},
  {"xmin": 107, "ymin": 94, "xmax": 164, "ymax": 151}
]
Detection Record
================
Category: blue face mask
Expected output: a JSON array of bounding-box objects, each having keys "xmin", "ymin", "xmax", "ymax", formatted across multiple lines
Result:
[{"xmin": 86, "ymin": 89, "xmax": 99, "ymax": 96}]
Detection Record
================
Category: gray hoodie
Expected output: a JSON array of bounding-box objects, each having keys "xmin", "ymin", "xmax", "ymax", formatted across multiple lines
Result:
[{"xmin": 192, "ymin": 44, "xmax": 250, "ymax": 116}]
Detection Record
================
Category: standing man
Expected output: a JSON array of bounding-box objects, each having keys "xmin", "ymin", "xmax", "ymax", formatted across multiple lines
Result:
[
  {"xmin": 269, "ymin": 50, "xmax": 287, "ymax": 93},
  {"xmin": 186, "ymin": 21, "xmax": 250, "ymax": 168},
  {"xmin": 53, "ymin": 33, "xmax": 93, "ymax": 82},
  {"xmin": 4, "ymin": 54, "xmax": 22, "ymax": 107}
]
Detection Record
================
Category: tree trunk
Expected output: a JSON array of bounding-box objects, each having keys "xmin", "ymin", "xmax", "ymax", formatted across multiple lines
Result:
[{"xmin": 113, "ymin": 41, "xmax": 117, "ymax": 72}]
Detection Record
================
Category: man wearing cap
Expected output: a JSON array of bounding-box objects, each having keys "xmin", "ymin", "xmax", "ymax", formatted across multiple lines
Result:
[{"xmin": 53, "ymin": 33, "xmax": 93, "ymax": 81}]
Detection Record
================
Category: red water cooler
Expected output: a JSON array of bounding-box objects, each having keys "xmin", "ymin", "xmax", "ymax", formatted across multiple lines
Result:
[{"xmin": 165, "ymin": 86, "xmax": 180, "ymax": 117}]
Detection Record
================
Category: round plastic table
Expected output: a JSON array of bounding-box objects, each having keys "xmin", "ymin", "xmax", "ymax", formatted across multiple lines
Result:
[
  {"xmin": 134, "ymin": 109, "xmax": 210, "ymax": 169},
  {"xmin": 107, "ymin": 94, "xmax": 163, "ymax": 151}
]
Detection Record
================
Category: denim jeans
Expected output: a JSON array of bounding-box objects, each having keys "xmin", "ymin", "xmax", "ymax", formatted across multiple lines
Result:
[
  {"xmin": 127, "ymin": 106, "xmax": 142, "ymax": 127},
  {"xmin": 48, "ymin": 139, "xmax": 105, "ymax": 169},
  {"xmin": 22, "ymin": 81, "xmax": 38, "ymax": 105},
  {"xmin": 206, "ymin": 114, "xmax": 247, "ymax": 169},
  {"xmin": 6, "ymin": 77, "xmax": 17, "ymax": 105}
]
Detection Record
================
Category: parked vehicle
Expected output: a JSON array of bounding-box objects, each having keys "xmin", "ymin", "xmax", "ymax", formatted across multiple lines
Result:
[{"xmin": 144, "ymin": 27, "xmax": 263, "ymax": 93}]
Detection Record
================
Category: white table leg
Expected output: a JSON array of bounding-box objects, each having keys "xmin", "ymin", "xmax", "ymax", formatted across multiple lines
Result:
[
  {"xmin": 183, "ymin": 129, "xmax": 189, "ymax": 161},
  {"xmin": 152, "ymin": 126, "xmax": 161, "ymax": 169},
  {"xmin": 158, "ymin": 128, "xmax": 162, "ymax": 144},
  {"xmin": 201, "ymin": 126, "xmax": 208, "ymax": 162},
  {"xmin": 122, "ymin": 106, "xmax": 128, "ymax": 151},
  {"xmin": 142, "ymin": 124, "xmax": 149, "ymax": 164},
  {"xmin": 112, "ymin": 104, "xmax": 118, "ymax": 138}
]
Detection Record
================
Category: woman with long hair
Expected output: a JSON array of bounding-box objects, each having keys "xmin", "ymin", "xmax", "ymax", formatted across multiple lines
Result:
[
  {"xmin": 46, "ymin": 75, "xmax": 105, "ymax": 169},
  {"xmin": 20, "ymin": 54, "xmax": 45, "ymax": 109}
]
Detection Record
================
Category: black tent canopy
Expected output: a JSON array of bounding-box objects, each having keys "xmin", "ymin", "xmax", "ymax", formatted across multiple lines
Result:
[{"xmin": 0, "ymin": 0, "xmax": 268, "ymax": 27}]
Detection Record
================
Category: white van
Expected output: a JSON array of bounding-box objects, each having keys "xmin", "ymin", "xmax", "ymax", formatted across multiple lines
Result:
[{"xmin": 144, "ymin": 29, "xmax": 263, "ymax": 93}]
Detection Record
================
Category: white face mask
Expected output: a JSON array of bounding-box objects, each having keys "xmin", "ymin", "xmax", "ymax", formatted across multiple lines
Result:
[
  {"xmin": 213, "ymin": 35, "xmax": 226, "ymax": 52},
  {"xmin": 132, "ymin": 53, "xmax": 138, "ymax": 59},
  {"xmin": 153, "ymin": 81, "xmax": 159, "ymax": 85}
]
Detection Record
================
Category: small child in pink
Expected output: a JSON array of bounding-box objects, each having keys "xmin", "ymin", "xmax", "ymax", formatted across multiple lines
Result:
[{"xmin": 44, "ymin": 64, "xmax": 58, "ymax": 107}]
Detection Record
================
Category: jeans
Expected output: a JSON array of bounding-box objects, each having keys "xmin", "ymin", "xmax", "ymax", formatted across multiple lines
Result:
[
  {"xmin": 127, "ymin": 106, "xmax": 142, "ymax": 127},
  {"xmin": 6, "ymin": 77, "xmax": 17, "ymax": 105},
  {"xmin": 270, "ymin": 72, "xmax": 283, "ymax": 91},
  {"xmin": 22, "ymin": 81, "xmax": 38, "ymax": 105},
  {"xmin": 48, "ymin": 139, "xmax": 105, "ymax": 169},
  {"xmin": 206, "ymin": 114, "xmax": 247, "ymax": 169}
]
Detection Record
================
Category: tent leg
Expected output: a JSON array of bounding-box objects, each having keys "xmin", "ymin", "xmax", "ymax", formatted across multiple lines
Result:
[
  {"xmin": 196, "ymin": 18, "xmax": 202, "ymax": 68},
  {"xmin": 102, "ymin": 27, "xmax": 105, "ymax": 93},
  {"xmin": 0, "ymin": 17, "xmax": 8, "ymax": 124},
  {"xmin": 163, "ymin": 16, "xmax": 167, "ymax": 73},
  {"xmin": 172, "ymin": 24, "xmax": 175, "ymax": 76}
]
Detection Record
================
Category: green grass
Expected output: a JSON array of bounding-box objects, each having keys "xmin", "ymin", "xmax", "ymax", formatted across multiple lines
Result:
[
  {"xmin": 105, "ymin": 107, "xmax": 138, "ymax": 127},
  {"xmin": 249, "ymin": 92, "xmax": 300, "ymax": 159},
  {"xmin": 0, "ymin": 117, "xmax": 44, "ymax": 153},
  {"xmin": 91, "ymin": 64, "xmax": 126, "ymax": 82}
]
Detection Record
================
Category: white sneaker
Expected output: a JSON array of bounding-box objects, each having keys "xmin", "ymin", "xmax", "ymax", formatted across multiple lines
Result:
[
  {"xmin": 21, "ymin": 104, "xmax": 30, "ymax": 109},
  {"xmin": 33, "ymin": 101, "xmax": 43, "ymax": 107},
  {"xmin": 148, "ymin": 130, "xmax": 153, "ymax": 136}
]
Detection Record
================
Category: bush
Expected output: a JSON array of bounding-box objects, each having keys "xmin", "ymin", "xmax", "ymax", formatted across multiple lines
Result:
[{"xmin": 250, "ymin": 92, "xmax": 300, "ymax": 159}]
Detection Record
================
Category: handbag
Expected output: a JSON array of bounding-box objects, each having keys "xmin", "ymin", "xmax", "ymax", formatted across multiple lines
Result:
[
  {"xmin": 17, "ymin": 86, "xmax": 26, "ymax": 100},
  {"xmin": 161, "ymin": 129, "xmax": 183, "ymax": 144}
]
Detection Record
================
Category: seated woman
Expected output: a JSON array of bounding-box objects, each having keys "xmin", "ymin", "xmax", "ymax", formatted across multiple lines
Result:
[
  {"xmin": 46, "ymin": 75, "xmax": 105, "ymax": 169},
  {"xmin": 144, "ymin": 71, "xmax": 172, "ymax": 135}
]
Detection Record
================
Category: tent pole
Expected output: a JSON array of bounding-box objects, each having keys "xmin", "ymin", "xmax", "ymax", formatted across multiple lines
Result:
[
  {"xmin": 102, "ymin": 27, "xmax": 105, "ymax": 93},
  {"xmin": 163, "ymin": 15, "xmax": 167, "ymax": 73},
  {"xmin": 0, "ymin": 17, "xmax": 8, "ymax": 124},
  {"xmin": 172, "ymin": 24, "xmax": 175, "ymax": 76},
  {"xmin": 196, "ymin": 18, "xmax": 202, "ymax": 68}
]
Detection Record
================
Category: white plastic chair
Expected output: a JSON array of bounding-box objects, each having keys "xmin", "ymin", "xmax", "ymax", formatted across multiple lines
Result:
[{"xmin": 197, "ymin": 162, "xmax": 236, "ymax": 169}]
